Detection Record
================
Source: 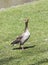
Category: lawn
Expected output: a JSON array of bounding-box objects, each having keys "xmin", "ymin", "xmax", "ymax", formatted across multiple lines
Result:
[{"xmin": 0, "ymin": 0, "xmax": 48, "ymax": 65}]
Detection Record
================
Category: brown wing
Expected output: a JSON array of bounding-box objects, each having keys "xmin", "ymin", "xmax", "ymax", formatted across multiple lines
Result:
[
  {"xmin": 16, "ymin": 35, "xmax": 23, "ymax": 39},
  {"xmin": 11, "ymin": 34, "xmax": 23, "ymax": 45},
  {"xmin": 16, "ymin": 32, "xmax": 24, "ymax": 39}
]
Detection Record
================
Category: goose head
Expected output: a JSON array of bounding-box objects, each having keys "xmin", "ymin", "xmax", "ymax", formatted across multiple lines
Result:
[{"xmin": 24, "ymin": 18, "xmax": 29, "ymax": 23}]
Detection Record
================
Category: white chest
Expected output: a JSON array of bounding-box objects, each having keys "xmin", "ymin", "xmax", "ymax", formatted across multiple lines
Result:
[
  {"xmin": 21, "ymin": 30, "xmax": 30, "ymax": 43},
  {"xmin": 24, "ymin": 30, "xmax": 30, "ymax": 36}
]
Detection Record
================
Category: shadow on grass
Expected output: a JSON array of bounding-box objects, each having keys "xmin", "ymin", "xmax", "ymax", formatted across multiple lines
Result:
[
  {"xmin": 29, "ymin": 58, "xmax": 48, "ymax": 65},
  {"xmin": 0, "ymin": 57, "xmax": 17, "ymax": 65},
  {"xmin": 13, "ymin": 45, "xmax": 36, "ymax": 50}
]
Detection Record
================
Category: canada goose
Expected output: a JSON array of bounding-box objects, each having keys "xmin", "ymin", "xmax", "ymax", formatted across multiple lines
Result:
[{"xmin": 11, "ymin": 18, "xmax": 30, "ymax": 50}]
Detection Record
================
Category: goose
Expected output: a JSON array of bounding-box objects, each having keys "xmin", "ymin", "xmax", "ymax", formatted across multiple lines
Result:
[{"xmin": 11, "ymin": 18, "xmax": 30, "ymax": 49}]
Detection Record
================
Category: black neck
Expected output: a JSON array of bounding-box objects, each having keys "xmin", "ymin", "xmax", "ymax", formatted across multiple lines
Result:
[{"xmin": 25, "ymin": 21, "xmax": 28, "ymax": 31}]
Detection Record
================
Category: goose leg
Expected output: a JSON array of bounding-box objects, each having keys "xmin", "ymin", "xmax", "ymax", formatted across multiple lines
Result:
[
  {"xmin": 20, "ymin": 43, "xmax": 24, "ymax": 50},
  {"xmin": 19, "ymin": 43, "xmax": 21, "ymax": 49},
  {"xmin": 21, "ymin": 45, "xmax": 24, "ymax": 50}
]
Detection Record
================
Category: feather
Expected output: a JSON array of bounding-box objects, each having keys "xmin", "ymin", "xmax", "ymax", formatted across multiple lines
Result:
[{"xmin": 11, "ymin": 35, "xmax": 23, "ymax": 45}]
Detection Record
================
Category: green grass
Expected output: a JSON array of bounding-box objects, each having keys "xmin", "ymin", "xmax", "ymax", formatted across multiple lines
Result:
[{"xmin": 0, "ymin": 0, "xmax": 48, "ymax": 65}]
